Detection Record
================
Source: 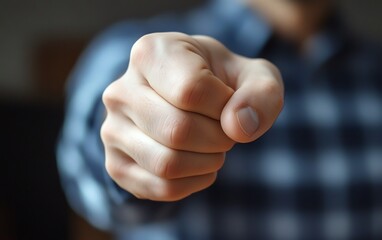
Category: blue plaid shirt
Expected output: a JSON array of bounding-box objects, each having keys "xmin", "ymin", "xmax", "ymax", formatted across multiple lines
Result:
[{"xmin": 57, "ymin": 0, "xmax": 382, "ymax": 239}]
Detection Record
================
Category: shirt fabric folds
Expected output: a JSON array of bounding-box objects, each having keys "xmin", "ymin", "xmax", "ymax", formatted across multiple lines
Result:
[{"xmin": 57, "ymin": 0, "xmax": 382, "ymax": 239}]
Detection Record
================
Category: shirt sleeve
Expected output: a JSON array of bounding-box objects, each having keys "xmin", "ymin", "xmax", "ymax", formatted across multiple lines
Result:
[
  {"xmin": 56, "ymin": 20, "xmax": 186, "ymax": 232},
  {"xmin": 56, "ymin": 23, "xmax": 139, "ymax": 230}
]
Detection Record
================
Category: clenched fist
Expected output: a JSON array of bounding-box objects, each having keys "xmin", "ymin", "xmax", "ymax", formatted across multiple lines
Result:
[{"xmin": 101, "ymin": 32, "xmax": 284, "ymax": 201}]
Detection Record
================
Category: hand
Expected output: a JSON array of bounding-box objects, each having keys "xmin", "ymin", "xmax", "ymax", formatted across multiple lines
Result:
[{"xmin": 101, "ymin": 32, "xmax": 284, "ymax": 201}]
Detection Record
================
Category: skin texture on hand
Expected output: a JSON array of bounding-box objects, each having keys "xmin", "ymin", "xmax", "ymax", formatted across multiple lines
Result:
[{"xmin": 101, "ymin": 32, "xmax": 284, "ymax": 201}]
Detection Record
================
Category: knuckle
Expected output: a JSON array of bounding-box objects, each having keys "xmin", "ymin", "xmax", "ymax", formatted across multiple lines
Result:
[
  {"xmin": 102, "ymin": 81, "xmax": 121, "ymax": 111},
  {"xmin": 163, "ymin": 115, "xmax": 192, "ymax": 149},
  {"xmin": 132, "ymin": 192, "xmax": 147, "ymax": 200},
  {"xmin": 251, "ymin": 59, "xmax": 284, "ymax": 113},
  {"xmin": 262, "ymin": 80, "xmax": 284, "ymax": 111},
  {"xmin": 256, "ymin": 58, "xmax": 279, "ymax": 74},
  {"xmin": 130, "ymin": 34, "xmax": 158, "ymax": 67},
  {"xmin": 212, "ymin": 153, "xmax": 226, "ymax": 171},
  {"xmin": 256, "ymin": 58, "xmax": 285, "ymax": 106},
  {"xmin": 155, "ymin": 150, "xmax": 183, "ymax": 179},
  {"xmin": 220, "ymin": 138, "xmax": 236, "ymax": 152},
  {"xmin": 174, "ymin": 69, "xmax": 211, "ymax": 109},
  {"xmin": 154, "ymin": 182, "xmax": 184, "ymax": 201},
  {"xmin": 151, "ymin": 172, "xmax": 218, "ymax": 201},
  {"xmin": 175, "ymin": 79, "xmax": 204, "ymax": 109},
  {"xmin": 100, "ymin": 120, "xmax": 115, "ymax": 144},
  {"xmin": 152, "ymin": 150, "xmax": 173, "ymax": 179},
  {"xmin": 105, "ymin": 158, "xmax": 123, "ymax": 181}
]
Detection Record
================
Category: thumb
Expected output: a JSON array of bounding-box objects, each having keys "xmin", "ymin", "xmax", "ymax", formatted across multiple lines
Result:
[{"xmin": 220, "ymin": 58, "xmax": 284, "ymax": 143}]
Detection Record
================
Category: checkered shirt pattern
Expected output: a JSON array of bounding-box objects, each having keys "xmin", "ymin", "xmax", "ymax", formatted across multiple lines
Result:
[{"xmin": 57, "ymin": 0, "xmax": 382, "ymax": 239}]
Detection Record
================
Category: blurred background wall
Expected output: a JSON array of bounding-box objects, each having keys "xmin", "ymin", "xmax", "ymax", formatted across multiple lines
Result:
[
  {"xmin": 0, "ymin": 0, "xmax": 381, "ymax": 101},
  {"xmin": 0, "ymin": 0, "xmax": 381, "ymax": 239},
  {"xmin": 0, "ymin": 0, "xmax": 204, "ymax": 101}
]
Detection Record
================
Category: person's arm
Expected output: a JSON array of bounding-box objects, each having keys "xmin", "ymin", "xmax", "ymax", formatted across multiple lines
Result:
[
  {"xmin": 56, "ymin": 23, "xmax": 141, "ymax": 230},
  {"xmin": 101, "ymin": 32, "xmax": 284, "ymax": 202}
]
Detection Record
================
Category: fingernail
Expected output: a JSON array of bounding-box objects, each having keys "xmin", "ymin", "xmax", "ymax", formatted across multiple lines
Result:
[{"xmin": 236, "ymin": 107, "xmax": 259, "ymax": 137}]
